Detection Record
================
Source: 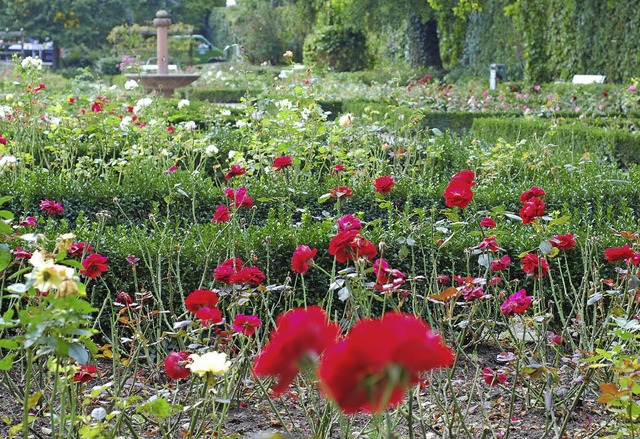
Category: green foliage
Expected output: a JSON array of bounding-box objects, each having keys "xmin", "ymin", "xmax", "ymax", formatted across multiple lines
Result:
[
  {"xmin": 189, "ymin": 87, "xmax": 264, "ymax": 103},
  {"xmin": 230, "ymin": 0, "xmax": 320, "ymax": 64},
  {"xmin": 303, "ymin": 25, "xmax": 370, "ymax": 72},
  {"xmin": 95, "ymin": 57, "xmax": 123, "ymax": 76},
  {"xmin": 456, "ymin": 0, "xmax": 524, "ymax": 79},
  {"xmin": 471, "ymin": 117, "xmax": 640, "ymax": 165}
]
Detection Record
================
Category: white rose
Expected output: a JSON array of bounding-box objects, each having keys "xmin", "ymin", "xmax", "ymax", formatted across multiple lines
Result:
[
  {"xmin": 0, "ymin": 155, "xmax": 17, "ymax": 170},
  {"xmin": 187, "ymin": 352, "xmax": 230, "ymax": 377},
  {"xmin": 133, "ymin": 98, "xmax": 153, "ymax": 114},
  {"xmin": 205, "ymin": 145, "xmax": 219, "ymax": 156},
  {"xmin": 124, "ymin": 80, "xmax": 139, "ymax": 91},
  {"xmin": 339, "ymin": 113, "xmax": 353, "ymax": 127}
]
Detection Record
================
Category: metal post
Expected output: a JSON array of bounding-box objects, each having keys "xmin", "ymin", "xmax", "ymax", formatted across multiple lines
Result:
[{"xmin": 490, "ymin": 63, "xmax": 497, "ymax": 90}]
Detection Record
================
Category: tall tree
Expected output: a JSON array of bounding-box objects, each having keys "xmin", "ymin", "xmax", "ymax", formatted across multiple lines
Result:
[
  {"xmin": 1, "ymin": 0, "xmax": 129, "ymax": 48},
  {"xmin": 335, "ymin": 0, "xmax": 482, "ymax": 70}
]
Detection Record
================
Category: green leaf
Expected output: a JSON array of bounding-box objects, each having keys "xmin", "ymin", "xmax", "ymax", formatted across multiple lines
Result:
[
  {"xmin": 443, "ymin": 210, "xmax": 460, "ymax": 222},
  {"xmin": 317, "ymin": 193, "xmax": 331, "ymax": 204},
  {"xmin": 27, "ymin": 392, "xmax": 43, "ymax": 410},
  {"xmin": 79, "ymin": 425, "xmax": 103, "ymax": 439},
  {"xmin": 0, "ymin": 210, "xmax": 14, "ymax": 220},
  {"xmin": 137, "ymin": 397, "xmax": 179, "ymax": 419},
  {"xmin": 68, "ymin": 343, "xmax": 89, "ymax": 364},
  {"xmin": 504, "ymin": 213, "xmax": 523, "ymax": 222},
  {"xmin": 62, "ymin": 259, "xmax": 84, "ymax": 270},
  {"xmin": 0, "ymin": 339, "xmax": 19, "ymax": 349},
  {"xmin": 0, "ymin": 243, "xmax": 10, "ymax": 271},
  {"xmin": 539, "ymin": 240, "xmax": 553, "ymax": 255},
  {"xmin": 549, "ymin": 215, "xmax": 570, "ymax": 226},
  {"xmin": 0, "ymin": 354, "xmax": 15, "ymax": 370},
  {"xmin": 0, "ymin": 221, "xmax": 11, "ymax": 235},
  {"xmin": 6, "ymin": 283, "xmax": 28, "ymax": 294},
  {"xmin": 83, "ymin": 338, "xmax": 99, "ymax": 355},
  {"xmin": 0, "ymin": 196, "xmax": 12, "ymax": 206}
]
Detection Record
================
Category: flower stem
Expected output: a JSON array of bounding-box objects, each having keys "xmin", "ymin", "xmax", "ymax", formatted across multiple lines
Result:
[{"xmin": 22, "ymin": 348, "xmax": 33, "ymax": 439}]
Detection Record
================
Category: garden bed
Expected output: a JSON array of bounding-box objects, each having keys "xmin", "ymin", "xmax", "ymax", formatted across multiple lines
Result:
[{"xmin": 1, "ymin": 62, "xmax": 639, "ymax": 438}]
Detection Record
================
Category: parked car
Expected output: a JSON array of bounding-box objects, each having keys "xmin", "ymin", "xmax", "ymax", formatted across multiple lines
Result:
[{"xmin": 170, "ymin": 34, "xmax": 226, "ymax": 64}]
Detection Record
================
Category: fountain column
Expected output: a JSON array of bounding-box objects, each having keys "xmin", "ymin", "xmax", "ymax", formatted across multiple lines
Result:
[
  {"xmin": 125, "ymin": 10, "xmax": 200, "ymax": 98},
  {"xmin": 154, "ymin": 10, "xmax": 171, "ymax": 75}
]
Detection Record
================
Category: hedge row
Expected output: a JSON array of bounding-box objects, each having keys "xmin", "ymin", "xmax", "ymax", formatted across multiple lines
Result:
[
  {"xmin": 471, "ymin": 118, "xmax": 640, "ymax": 165},
  {"xmin": 187, "ymin": 87, "xmax": 265, "ymax": 103},
  {"xmin": 4, "ymin": 144, "xmax": 640, "ymax": 309}
]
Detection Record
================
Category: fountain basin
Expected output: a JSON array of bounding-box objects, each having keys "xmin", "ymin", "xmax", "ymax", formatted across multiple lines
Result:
[{"xmin": 126, "ymin": 73, "xmax": 200, "ymax": 98}]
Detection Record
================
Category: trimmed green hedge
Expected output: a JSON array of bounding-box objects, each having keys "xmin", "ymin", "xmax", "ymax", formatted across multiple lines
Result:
[
  {"xmin": 471, "ymin": 117, "xmax": 640, "ymax": 164},
  {"xmin": 189, "ymin": 87, "xmax": 264, "ymax": 103}
]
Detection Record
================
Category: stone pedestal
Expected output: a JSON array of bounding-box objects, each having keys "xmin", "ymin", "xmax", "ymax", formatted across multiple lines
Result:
[{"xmin": 126, "ymin": 10, "xmax": 200, "ymax": 98}]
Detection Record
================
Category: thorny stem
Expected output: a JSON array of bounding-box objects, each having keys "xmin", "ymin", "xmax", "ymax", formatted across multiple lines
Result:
[{"xmin": 22, "ymin": 348, "xmax": 33, "ymax": 439}]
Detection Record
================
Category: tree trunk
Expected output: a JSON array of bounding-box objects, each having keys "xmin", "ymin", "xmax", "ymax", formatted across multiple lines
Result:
[{"xmin": 406, "ymin": 13, "xmax": 442, "ymax": 70}]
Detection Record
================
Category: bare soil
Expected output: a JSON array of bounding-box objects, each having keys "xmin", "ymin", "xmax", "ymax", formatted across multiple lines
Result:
[{"xmin": 0, "ymin": 344, "xmax": 616, "ymax": 439}]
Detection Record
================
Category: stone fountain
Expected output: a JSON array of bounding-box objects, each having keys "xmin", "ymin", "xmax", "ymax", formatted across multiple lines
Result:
[{"xmin": 126, "ymin": 10, "xmax": 200, "ymax": 98}]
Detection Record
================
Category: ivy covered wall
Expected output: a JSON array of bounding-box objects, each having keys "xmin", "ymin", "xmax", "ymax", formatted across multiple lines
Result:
[{"xmin": 453, "ymin": 0, "xmax": 640, "ymax": 83}]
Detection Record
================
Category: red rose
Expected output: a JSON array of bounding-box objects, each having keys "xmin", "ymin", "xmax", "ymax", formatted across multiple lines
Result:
[
  {"xmin": 213, "ymin": 258, "xmax": 243, "ymax": 284},
  {"xmin": 331, "ymin": 164, "xmax": 346, "ymax": 175},
  {"xmin": 483, "ymin": 368, "xmax": 507, "ymax": 386},
  {"xmin": 195, "ymin": 306, "xmax": 223, "ymax": 326},
  {"xmin": 318, "ymin": 312, "xmax": 454, "ymax": 414},
  {"xmin": 604, "ymin": 244, "xmax": 635, "ymax": 263},
  {"xmin": 68, "ymin": 242, "xmax": 94, "ymax": 258},
  {"xmin": 479, "ymin": 217, "xmax": 496, "ymax": 228},
  {"xmin": 372, "ymin": 259, "xmax": 406, "ymax": 291},
  {"xmin": 91, "ymin": 101, "xmax": 103, "ymax": 113},
  {"xmin": 185, "ymin": 289, "xmax": 219, "ymax": 313},
  {"xmin": 519, "ymin": 197, "xmax": 545, "ymax": 224},
  {"xmin": 550, "ymin": 234, "xmax": 576, "ymax": 251},
  {"xmin": 12, "ymin": 247, "xmax": 33, "ymax": 260},
  {"xmin": 164, "ymin": 351, "xmax": 190, "ymax": 380},
  {"xmin": 230, "ymin": 266, "xmax": 266, "ymax": 285},
  {"xmin": 19, "ymin": 216, "xmax": 37, "ymax": 227},
  {"xmin": 443, "ymin": 170, "xmax": 475, "ymax": 208},
  {"xmin": 40, "ymin": 199, "xmax": 64, "ymax": 215},
  {"xmin": 115, "ymin": 292, "xmax": 133, "ymax": 306},
  {"xmin": 374, "ymin": 175, "xmax": 396, "ymax": 194},
  {"xmin": 328, "ymin": 230, "xmax": 377, "ymax": 263},
  {"xmin": 211, "ymin": 205, "xmax": 231, "ymax": 223},
  {"xmin": 74, "ymin": 364, "xmax": 97, "ymax": 383},
  {"xmin": 462, "ymin": 285, "xmax": 485, "ymax": 301},
  {"xmin": 330, "ymin": 186, "xmax": 353, "ymax": 199},
  {"xmin": 273, "ymin": 156, "xmax": 293, "ymax": 171},
  {"xmin": 520, "ymin": 253, "xmax": 549, "ymax": 277},
  {"xmin": 291, "ymin": 245, "xmax": 317, "ymax": 274},
  {"xmin": 224, "ymin": 164, "xmax": 246, "ymax": 180},
  {"xmin": 80, "ymin": 253, "xmax": 108, "ymax": 279},
  {"xmin": 253, "ymin": 306, "xmax": 340, "ymax": 395},
  {"xmin": 519, "ymin": 186, "xmax": 546, "ymax": 202},
  {"xmin": 336, "ymin": 214, "xmax": 362, "ymax": 233},
  {"xmin": 232, "ymin": 314, "xmax": 261, "ymax": 336},
  {"xmin": 490, "ymin": 255, "xmax": 510, "ymax": 272},
  {"xmin": 224, "ymin": 187, "xmax": 253, "ymax": 209},
  {"xmin": 477, "ymin": 235, "xmax": 499, "ymax": 252},
  {"xmin": 500, "ymin": 289, "xmax": 532, "ymax": 316}
]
